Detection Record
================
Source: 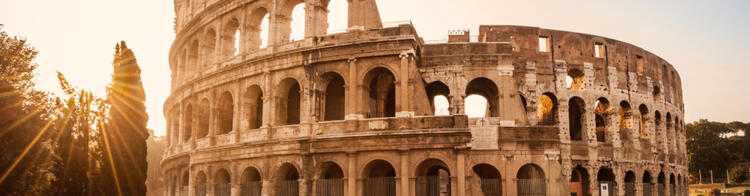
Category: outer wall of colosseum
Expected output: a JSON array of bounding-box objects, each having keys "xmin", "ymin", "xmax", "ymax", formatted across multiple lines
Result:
[{"xmin": 162, "ymin": 0, "xmax": 688, "ymax": 196}]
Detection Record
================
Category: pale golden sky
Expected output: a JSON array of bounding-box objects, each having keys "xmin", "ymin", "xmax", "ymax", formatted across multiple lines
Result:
[{"xmin": 2, "ymin": 0, "xmax": 749, "ymax": 136}]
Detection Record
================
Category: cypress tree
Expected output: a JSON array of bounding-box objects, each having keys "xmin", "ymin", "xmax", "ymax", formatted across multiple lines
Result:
[{"xmin": 100, "ymin": 41, "xmax": 149, "ymax": 196}]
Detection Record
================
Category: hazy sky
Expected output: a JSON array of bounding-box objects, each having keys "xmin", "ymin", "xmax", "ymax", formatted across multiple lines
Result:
[{"xmin": 2, "ymin": 0, "xmax": 749, "ymax": 136}]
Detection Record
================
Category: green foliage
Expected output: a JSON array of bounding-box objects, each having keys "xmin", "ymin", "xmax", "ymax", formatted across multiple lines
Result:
[
  {"xmin": 688, "ymin": 119, "xmax": 750, "ymax": 184},
  {"xmin": 729, "ymin": 167, "xmax": 748, "ymax": 184},
  {"xmin": 145, "ymin": 131, "xmax": 166, "ymax": 195}
]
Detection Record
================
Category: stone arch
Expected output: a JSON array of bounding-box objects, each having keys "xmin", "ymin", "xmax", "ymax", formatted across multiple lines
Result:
[
  {"xmin": 537, "ymin": 92, "xmax": 558, "ymax": 125},
  {"xmin": 569, "ymin": 96, "xmax": 586, "ymax": 141},
  {"xmin": 195, "ymin": 171, "xmax": 208, "ymax": 196},
  {"xmin": 188, "ymin": 39, "xmax": 199, "ymax": 73},
  {"xmin": 279, "ymin": 0, "xmax": 306, "ymax": 42},
  {"xmin": 244, "ymin": 85, "xmax": 263, "ymax": 129},
  {"xmin": 214, "ymin": 168, "xmax": 231, "ymax": 196},
  {"xmin": 198, "ymin": 98, "xmax": 210, "ymax": 138},
  {"xmin": 320, "ymin": 0, "xmax": 352, "ymax": 33},
  {"xmin": 415, "ymin": 158, "xmax": 451, "ymax": 196},
  {"xmin": 669, "ymin": 173, "xmax": 676, "ymax": 196},
  {"xmin": 221, "ymin": 17, "xmax": 241, "ymax": 57},
  {"xmin": 182, "ymin": 171, "xmax": 190, "ymax": 194},
  {"xmin": 318, "ymin": 72, "xmax": 346, "ymax": 121},
  {"xmin": 566, "ymin": 68, "xmax": 585, "ymax": 90},
  {"xmin": 559, "ymin": 33, "xmax": 586, "ymax": 57},
  {"xmin": 426, "ymin": 81, "xmax": 450, "ymax": 116},
  {"xmin": 277, "ymin": 78, "xmax": 301, "ymax": 125},
  {"xmin": 183, "ymin": 103, "xmax": 193, "ymax": 142},
  {"xmin": 594, "ymin": 97, "xmax": 611, "ymax": 142},
  {"xmin": 472, "ymin": 164, "xmax": 502, "ymax": 196},
  {"xmin": 315, "ymin": 161, "xmax": 345, "ymax": 196},
  {"xmin": 362, "ymin": 159, "xmax": 397, "ymax": 196},
  {"xmin": 653, "ymin": 85, "xmax": 661, "ymax": 101},
  {"xmin": 246, "ymin": 7, "xmax": 271, "ymax": 49},
  {"xmin": 619, "ymin": 101, "xmax": 633, "ymax": 130},
  {"xmin": 202, "ymin": 28, "xmax": 217, "ymax": 65},
  {"xmin": 597, "ymin": 167, "xmax": 616, "ymax": 196},
  {"xmin": 465, "ymin": 77, "xmax": 499, "ymax": 117},
  {"xmin": 639, "ymin": 104, "xmax": 649, "ymax": 139},
  {"xmin": 217, "ymin": 91, "xmax": 234, "ymax": 134},
  {"xmin": 643, "ymin": 171, "xmax": 653, "ymax": 196},
  {"xmin": 570, "ymin": 165, "xmax": 589, "ymax": 196},
  {"xmin": 170, "ymin": 108, "xmax": 180, "ymax": 145},
  {"xmin": 241, "ymin": 167, "xmax": 263, "ymax": 196},
  {"xmin": 276, "ymin": 162, "xmax": 301, "ymax": 196},
  {"xmin": 657, "ymin": 171, "xmax": 666, "ymax": 196},
  {"xmin": 362, "ymin": 67, "xmax": 396, "ymax": 118},
  {"xmin": 516, "ymin": 164, "xmax": 545, "ymax": 196},
  {"xmin": 625, "ymin": 171, "xmax": 636, "ymax": 196}
]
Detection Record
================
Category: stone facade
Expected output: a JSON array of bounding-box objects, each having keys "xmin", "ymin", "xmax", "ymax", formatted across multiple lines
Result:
[{"xmin": 162, "ymin": 1, "xmax": 687, "ymax": 196}]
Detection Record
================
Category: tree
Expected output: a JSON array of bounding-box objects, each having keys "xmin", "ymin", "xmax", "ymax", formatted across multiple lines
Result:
[
  {"xmin": 687, "ymin": 119, "xmax": 734, "ymax": 180},
  {"xmin": 0, "ymin": 24, "xmax": 56, "ymax": 195},
  {"xmin": 145, "ymin": 131, "xmax": 165, "ymax": 196},
  {"xmin": 728, "ymin": 167, "xmax": 748, "ymax": 184},
  {"xmin": 99, "ymin": 41, "xmax": 149, "ymax": 196}
]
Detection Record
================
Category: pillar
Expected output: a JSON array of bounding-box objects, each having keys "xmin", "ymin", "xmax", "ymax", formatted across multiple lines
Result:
[
  {"xmin": 396, "ymin": 52, "xmax": 412, "ymax": 117},
  {"xmin": 399, "ymin": 149, "xmax": 409, "ymax": 196},
  {"xmin": 457, "ymin": 151, "xmax": 466, "ymax": 196},
  {"xmin": 345, "ymin": 57, "xmax": 359, "ymax": 120},
  {"xmin": 348, "ymin": 152, "xmax": 356, "ymax": 196}
]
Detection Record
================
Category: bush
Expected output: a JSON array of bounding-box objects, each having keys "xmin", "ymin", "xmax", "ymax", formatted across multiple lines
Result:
[{"xmin": 729, "ymin": 167, "xmax": 749, "ymax": 184}]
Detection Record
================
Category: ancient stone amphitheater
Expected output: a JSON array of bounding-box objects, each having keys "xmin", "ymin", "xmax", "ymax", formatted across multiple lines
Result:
[{"xmin": 162, "ymin": 0, "xmax": 688, "ymax": 196}]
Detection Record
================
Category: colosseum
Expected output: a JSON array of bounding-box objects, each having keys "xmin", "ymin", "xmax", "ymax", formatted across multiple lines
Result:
[{"xmin": 161, "ymin": 1, "xmax": 688, "ymax": 196}]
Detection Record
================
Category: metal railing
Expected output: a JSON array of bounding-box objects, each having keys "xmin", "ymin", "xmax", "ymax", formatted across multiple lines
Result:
[
  {"xmin": 643, "ymin": 183, "xmax": 653, "ymax": 196},
  {"xmin": 276, "ymin": 180, "xmax": 299, "ymax": 196},
  {"xmin": 479, "ymin": 178, "xmax": 502, "ymax": 196},
  {"xmin": 215, "ymin": 183, "xmax": 231, "ymax": 196},
  {"xmin": 195, "ymin": 184, "xmax": 207, "ymax": 196},
  {"xmin": 315, "ymin": 179, "xmax": 344, "ymax": 196},
  {"xmin": 517, "ymin": 179, "xmax": 545, "ymax": 196},
  {"xmin": 241, "ymin": 181, "xmax": 262, "ymax": 196},
  {"xmin": 625, "ymin": 183, "xmax": 635, "ymax": 196},
  {"xmin": 670, "ymin": 184, "xmax": 675, "ymax": 196},
  {"xmin": 363, "ymin": 177, "xmax": 396, "ymax": 196},
  {"xmin": 416, "ymin": 176, "xmax": 450, "ymax": 196},
  {"xmin": 658, "ymin": 183, "xmax": 665, "ymax": 196}
]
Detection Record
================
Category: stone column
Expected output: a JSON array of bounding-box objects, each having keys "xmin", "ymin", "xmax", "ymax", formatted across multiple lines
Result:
[
  {"xmin": 345, "ymin": 57, "xmax": 360, "ymax": 119},
  {"xmin": 348, "ymin": 152, "xmax": 356, "ymax": 196},
  {"xmin": 457, "ymin": 151, "xmax": 466, "ymax": 196},
  {"xmin": 399, "ymin": 149, "xmax": 409, "ymax": 196},
  {"xmin": 262, "ymin": 180, "xmax": 271, "ymax": 196},
  {"xmin": 396, "ymin": 52, "xmax": 412, "ymax": 117}
]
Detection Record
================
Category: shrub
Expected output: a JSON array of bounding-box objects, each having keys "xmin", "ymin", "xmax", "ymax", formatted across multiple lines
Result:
[{"xmin": 729, "ymin": 167, "xmax": 749, "ymax": 184}]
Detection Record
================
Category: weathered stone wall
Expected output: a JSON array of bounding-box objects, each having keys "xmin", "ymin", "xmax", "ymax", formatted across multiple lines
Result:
[{"xmin": 162, "ymin": 1, "xmax": 688, "ymax": 196}]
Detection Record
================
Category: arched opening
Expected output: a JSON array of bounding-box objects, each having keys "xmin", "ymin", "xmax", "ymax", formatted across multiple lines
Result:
[
  {"xmin": 277, "ymin": 78, "xmax": 301, "ymax": 125},
  {"xmin": 624, "ymin": 171, "xmax": 636, "ymax": 196},
  {"xmin": 322, "ymin": 0, "xmax": 349, "ymax": 34},
  {"xmin": 643, "ymin": 171, "xmax": 653, "ymax": 196},
  {"xmin": 677, "ymin": 175, "xmax": 683, "ymax": 196},
  {"xmin": 516, "ymin": 164, "xmax": 546, "ymax": 196},
  {"xmin": 198, "ymin": 99, "xmax": 210, "ymax": 138},
  {"xmin": 196, "ymin": 172, "xmax": 207, "ymax": 196},
  {"xmin": 654, "ymin": 111, "xmax": 662, "ymax": 146},
  {"xmin": 183, "ymin": 104, "xmax": 193, "ymax": 142},
  {"xmin": 594, "ymin": 98, "xmax": 610, "ymax": 142},
  {"xmin": 362, "ymin": 160, "xmax": 396, "ymax": 196},
  {"xmin": 666, "ymin": 113, "xmax": 673, "ymax": 153},
  {"xmin": 172, "ymin": 176, "xmax": 178, "ymax": 196},
  {"xmin": 319, "ymin": 72, "xmax": 346, "ymax": 121},
  {"xmin": 202, "ymin": 29, "xmax": 217, "ymax": 65},
  {"xmin": 242, "ymin": 167, "xmax": 262, "ymax": 196},
  {"xmin": 277, "ymin": 163, "xmax": 300, "ymax": 196},
  {"xmin": 222, "ymin": 18, "xmax": 240, "ymax": 57},
  {"xmin": 215, "ymin": 169, "xmax": 231, "ymax": 196},
  {"xmin": 597, "ymin": 167, "xmax": 616, "ymax": 196},
  {"xmin": 465, "ymin": 78, "xmax": 499, "ymax": 117},
  {"xmin": 363, "ymin": 67, "xmax": 396, "ymax": 118},
  {"xmin": 280, "ymin": 0, "xmax": 306, "ymax": 42},
  {"xmin": 247, "ymin": 7, "xmax": 271, "ymax": 49},
  {"xmin": 619, "ymin": 101, "xmax": 632, "ymax": 130},
  {"xmin": 426, "ymin": 81, "xmax": 450, "ymax": 116},
  {"xmin": 639, "ymin": 104, "xmax": 649, "ymax": 139},
  {"xmin": 217, "ymin": 92, "xmax": 234, "ymax": 134},
  {"xmin": 653, "ymin": 85, "xmax": 660, "ymax": 102},
  {"xmin": 188, "ymin": 40, "xmax": 199, "ymax": 72},
  {"xmin": 657, "ymin": 172, "xmax": 665, "ymax": 196},
  {"xmin": 416, "ymin": 159, "xmax": 451, "ymax": 196},
  {"xmin": 537, "ymin": 93, "xmax": 558, "ymax": 125},
  {"xmin": 171, "ymin": 109, "xmax": 180, "ymax": 145},
  {"xmin": 569, "ymin": 166, "xmax": 589, "ymax": 196},
  {"xmin": 182, "ymin": 171, "xmax": 190, "ymax": 195},
  {"xmin": 567, "ymin": 68, "xmax": 585, "ymax": 90},
  {"xmin": 669, "ymin": 174, "xmax": 675, "ymax": 196},
  {"xmin": 472, "ymin": 164, "xmax": 501, "ymax": 196},
  {"xmin": 569, "ymin": 97, "xmax": 585, "ymax": 141},
  {"xmin": 316, "ymin": 162, "xmax": 344, "ymax": 196},
  {"xmin": 244, "ymin": 85, "xmax": 263, "ymax": 129}
]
